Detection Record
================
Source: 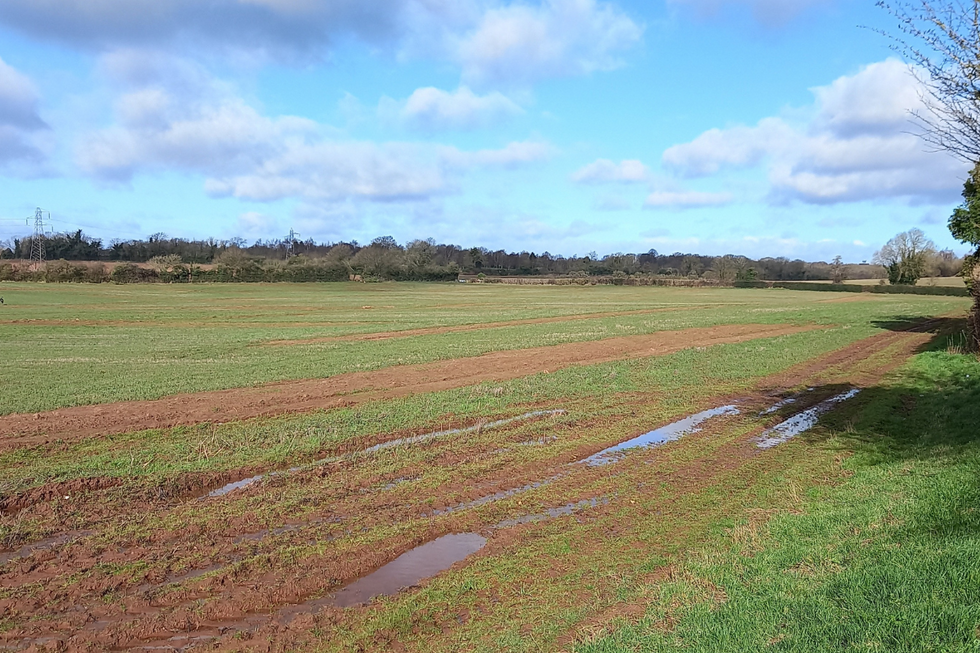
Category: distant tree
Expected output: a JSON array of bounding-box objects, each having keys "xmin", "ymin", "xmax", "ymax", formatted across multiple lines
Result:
[
  {"xmin": 873, "ymin": 229, "xmax": 936, "ymax": 285},
  {"xmin": 713, "ymin": 255, "xmax": 741, "ymax": 284},
  {"xmin": 149, "ymin": 254, "xmax": 183, "ymax": 273},
  {"xmin": 830, "ymin": 255, "xmax": 848, "ymax": 284},
  {"xmin": 370, "ymin": 235, "xmax": 400, "ymax": 250},
  {"xmin": 405, "ymin": 239, "xmax": 437, "ymax": 271}
]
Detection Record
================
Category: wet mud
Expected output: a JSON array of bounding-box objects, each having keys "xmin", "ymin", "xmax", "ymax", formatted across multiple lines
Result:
[
  {"xmin": 0, "ymin": 322, "xmax": 820, "ymax": 447},
  {"xmin": 0, "ymin": 324, "xmax": 932, "ymax": 652}
]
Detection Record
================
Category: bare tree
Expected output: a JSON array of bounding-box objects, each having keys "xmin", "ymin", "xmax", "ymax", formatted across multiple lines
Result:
[
  {"xmin": 830, "ymin": 255, "xmax": 848, "ymax": 284},
  {"xmin": 873, "ymin": 228, "xmax": 937, "ymax": 285},
  {"xmin": 877, "ymin": 1, "xmax": 980, "ymax": 161}
]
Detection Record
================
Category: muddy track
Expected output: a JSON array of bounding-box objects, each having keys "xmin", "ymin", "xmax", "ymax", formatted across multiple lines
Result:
[
  {"xmin": 0, "ymin": 321, "xmax": 944, "ymax": 651},
  {"xmin": 0, "ymin": 323, "xmax": 818, "ymax": 447},
  {"xmin": 0, "ymin": 398, "xmax": 788, "ymax": 651},
  {"xmin": 261, "ymin": 306, "xmax": 716, "ymax": 346}
]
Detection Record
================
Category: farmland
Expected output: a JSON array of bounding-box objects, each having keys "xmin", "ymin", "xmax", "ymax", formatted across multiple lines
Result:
[{"xmin": 0, "ymin": 282, "xmax": 977, "ymax": 652}]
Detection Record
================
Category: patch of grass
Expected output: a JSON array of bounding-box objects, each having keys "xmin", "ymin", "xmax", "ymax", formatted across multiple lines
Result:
[
  {"xmin": 0, "ymin": 325, "xmax": 878, "ymax": 497},
  {"xmin": 0, "ymin": 283, "xmax": 967, "ymax": 414},
  {"xmin": 576, "ymin": 350, "xmax": 980, "ymax": 653}
]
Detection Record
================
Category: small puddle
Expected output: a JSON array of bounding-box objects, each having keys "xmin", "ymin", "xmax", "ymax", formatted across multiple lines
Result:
[
  {"xmin": 205, "ymin": 410, "xmax": 565, "ymax": 498},
  {"xmin": 278, "ymin": 533, "xmax": 487, "ymax": 620},
  {"xmin": 759, "ymin": 397, "xmax": 797, "ymax": 416},
  {"xmin": 208, "ymin": 475, "xmax": 264, "ymax": 497},
  {"xmin": 494, "ymin": 497, "xmax": 608, "ymax": 528},
  {"xmin": 358, "ymin": 410, "xmax": 566, "ymax": 456},
  {"xmin": 581, "ymin": 405, "xmax": 740, "ymax": 467},
  {"xmin": 428, "ymin": 475, "xmax": 565, "ymax": 517},
  {"xmin": 331, "ymin": 533, "xmax": 487, "ymax": 607},
  {"xmin": 0, "ymin": 530, "xmax": 93, "ymax": 566},
  {"xmin": 756, "ymin": 389, "xmax": 861, "ymax": 449}
]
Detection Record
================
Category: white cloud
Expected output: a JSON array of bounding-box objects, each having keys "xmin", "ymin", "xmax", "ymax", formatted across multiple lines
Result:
[
  {"xmin": 454, "ymin": 0, "xmax": 643, "ymax": 86},
  {"xmin": 381, "ymin": 86, "xmax": 523, "ymax": 131},
  {"xmin": 643, "ymin": 190, "xmax": 734, "ymax": 209},
  {"xmin": 0, "ymin": 56, "xmax": 48, "ymax": 171},
  {"xmin": 668, "ymin": 0, "xmax": 830, "ymax": 27},
  {"xmin": 572, "ymin": 158, "xmax": 649, "ymax": 184},
  {"xmin": 662, "ymin": 59, "xmax": 968, "ymax": 205},
  {"xmin": 237, "ymin": 211, "xmax": 280, "ymax": 236},
  {"xmin": 0, "ymin": 57, "xmax": 44, "ymax": 130},
  {"xmin": 0, "ymin": 1, "xmax": 641, "ymax": 88},
  {"xmin": 78, "ymin": 52, "xmax": 549, "ymax": 205},
  {"xmin": 440, "ymin": 140, "xmax": 554, "ymax": 168},
  {"xmin": 0, "ymin": 0, "xmax": 418, "ymax": 57}
]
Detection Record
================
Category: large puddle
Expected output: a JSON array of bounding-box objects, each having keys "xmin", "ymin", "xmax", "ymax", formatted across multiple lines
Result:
[
  {"xmin": 756, "ymin": 389, "xmax": 861, "ymax": 449},
  {"xmin": 278, "ymin": 533, "xmax": 488, "ymax": 620},
  {"xmin": 207, "ymin": 410, "xmax": 565, "ymax": 498},
  {"xmin": 581, "ymin": 405, "xmax": 740, "ymax": 466}
]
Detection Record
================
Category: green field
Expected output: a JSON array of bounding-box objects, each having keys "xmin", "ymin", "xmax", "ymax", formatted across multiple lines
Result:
[{"xmin": 0, "ymin": 282, "xmax": 976, "ymax": 652}]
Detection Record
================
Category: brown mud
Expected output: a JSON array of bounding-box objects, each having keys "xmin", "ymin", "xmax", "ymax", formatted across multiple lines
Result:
[
  {"xmin": 0, "ymin": 322, "xmax": 818, "ymax": 447},
  {"xmin": 0, "ymin": 320, "xmax": 948, "ymax": 652}
]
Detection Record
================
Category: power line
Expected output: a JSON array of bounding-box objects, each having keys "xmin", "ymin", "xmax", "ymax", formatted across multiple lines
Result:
[{"xmin": 28, "ymin": 208, "xmax": 52, "ymax": 271}]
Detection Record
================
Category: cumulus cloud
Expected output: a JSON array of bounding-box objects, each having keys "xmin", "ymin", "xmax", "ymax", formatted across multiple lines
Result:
[
  {"xmin": 381, "ymin": 86, "xmax": 523, "ymax": 131},
  {"xmin": 0, "ymin": 0, "xmax": 416, "ymax": 57},
  {"xmin": 0, "ymin": 0, "xmax": 641, "ymax": 87},
  {"xmin": 454, "ymin": 0, "xmax": 643, "ymax": 86},
  {"xmin": 668, "ymin": 0, "xmax": 830, "ymax": 27},
  {"xmin": 643, "ymin": 190, "xmax": 733, "ymax": 209},
  {"xmin": 662, "ymin": 59, "xmax": 967, "ymax": 205},
  {"xmin": 78, "ymin": 51, "xmax": 549, "ymax": 205},
  {"xmin": 571, "ymin": 158, "xmax": 649, "ymax": 183},
  {"xmin": 440, "ymin": 140, "xmax": 554, "ymax": 168},
  {"xmin": 0, "ymin": 56, "xmax": 48, "ymax": 170}
]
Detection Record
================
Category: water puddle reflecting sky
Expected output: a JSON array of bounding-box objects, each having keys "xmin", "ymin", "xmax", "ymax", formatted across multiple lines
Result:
[
  {"xmin": 756, "ymin": 389, "xmax": 860, "ymax": 449},
  {"xmin": 207, "ymin": 410, "xmax": 565, "ymax": 498},
  {"xmin": 580, "ymin": 406, "xmax": 741, "ymax": 467}
]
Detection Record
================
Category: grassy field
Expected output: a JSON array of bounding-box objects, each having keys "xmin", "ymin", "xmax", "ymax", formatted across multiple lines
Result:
[{"xmin": 0, "ymin": 282, "xmax": 975, "ymax": 652}]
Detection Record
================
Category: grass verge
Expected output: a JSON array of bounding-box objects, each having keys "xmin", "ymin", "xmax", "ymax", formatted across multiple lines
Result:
[{"xmin": 577, "ymin": 346, "xmax": 980, "ymax": 653}]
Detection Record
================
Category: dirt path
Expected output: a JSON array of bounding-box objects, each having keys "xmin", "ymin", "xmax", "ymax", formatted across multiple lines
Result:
[{"xmin": 0, "ymin": 323, "xmax": 818, "ymax": 447}]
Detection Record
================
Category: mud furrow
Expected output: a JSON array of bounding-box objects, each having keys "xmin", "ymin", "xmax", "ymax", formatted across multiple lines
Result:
[{"xmin": 0, "ymin": 323, "xmax": 819, "ymax": 446}]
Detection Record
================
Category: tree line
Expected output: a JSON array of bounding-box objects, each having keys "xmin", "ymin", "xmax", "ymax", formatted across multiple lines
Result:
[{"xmin": 0, "ymin": 230, "xmax": 964, "ymax": 283}]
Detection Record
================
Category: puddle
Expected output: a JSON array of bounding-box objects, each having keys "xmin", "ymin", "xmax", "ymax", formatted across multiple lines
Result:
[
  {"xmin": 278, "ymin": 533, "xmax": 487, "ymax": 620},
  {"xmin": 756, "ymin": 389, "xmax": 861, "ymax": 449},
  {"xmin": 759, "ymin": 397, "xmax": 797, "ymax": 416},
  {"xmin": 428, "ymin": 475, "xmax": 565, "ymax": 517},
  {"xmin": 208, "ymin": 475, "xmax": 264, "ymax": 497},
  {"xmin": 581, "ymin": 405, "xmax": 740, "ymax": 466},
  {"xmin": 0, "ymin": 530, "xmax": 93, "ymax": 566},
  {"xmin": 358, "ymin": 410, "xmax": 566, "ymax": 457},
  {"xmin": 331, "ymin": 533, "xmax": 487, "ymax": 607},
  {"xmin": 494, "ymin": 497, "xmax": 608, "ymax": 528},
  {"xmin": 205, "ymin": 410, "xmax": 565, "ymax": 498}
]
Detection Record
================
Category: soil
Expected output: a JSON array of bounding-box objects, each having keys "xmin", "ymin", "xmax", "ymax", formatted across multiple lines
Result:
[
  {"xmin": 0, "ymin": 323, "xmax": 818, "ymax": 448},
  {"xmin": 0, "ymin": 319, "xmax": 948, "ymax": 652}
]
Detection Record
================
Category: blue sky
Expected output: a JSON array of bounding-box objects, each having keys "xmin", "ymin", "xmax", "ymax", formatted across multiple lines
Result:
[{"xmin": 0, "ymin": 0, "xmax": 971, "ymax": 261}]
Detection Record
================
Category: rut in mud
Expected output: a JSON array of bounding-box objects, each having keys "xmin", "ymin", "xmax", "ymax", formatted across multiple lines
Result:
[
  {"xmin": 0, "ymin": 326, "xmax": 914, "ymax": 653},
  {"xmin": 0, "ymin": 322, "xmax": 819, "ymax": 447}
]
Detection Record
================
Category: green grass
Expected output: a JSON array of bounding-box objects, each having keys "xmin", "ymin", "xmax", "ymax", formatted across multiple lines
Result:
[
  {"xmin": 576, "ymin": 347, "xmax": 980, "ymax": 653},
  {"xmin": 0, "ymin": 322, "xmax": 904, "ymax": 498},
  {"xmin": 0, "ymin": 282, "xmax": 968, "ymax": 414}
]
